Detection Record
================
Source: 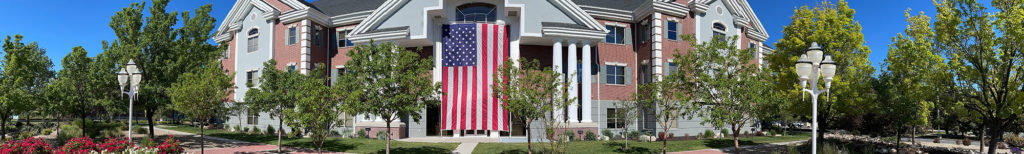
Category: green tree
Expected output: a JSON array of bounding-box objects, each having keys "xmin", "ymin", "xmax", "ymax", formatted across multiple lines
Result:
[
  {"xmin": 613, "ymin": 93, "xmax": 643, "ymax": 151},
  {"xmin": 339, "ymin": 41, "xmax": 439, "ymax": 154},
  {"xmin": 49, "ymin": 46, "xmax": 98, "ymax": 137},
  {"xmin": 879, "ymin": 10, "xmax": 945, "ymax": 151},
  {"xmin": 0, "ymin": 35, "xmax": 55, "ymax": 140},
  {"xmin": 627, "ymin": 80, "xmax": 691, "ymax": 154},
  {"xmin": 766, "ymin": 0, "xmax": 877, "ymax": 139},
  {"xmin": 678, "ymin": 35, "xmax": 773, "ymax": 153},
  {"xmin": 491, "ymin": 59, "xmax": 561, "ymax": 154},
  {"xmin": 932, "ymin": 0, "xmax": 1024, "ymax": 153},
  {"xmin": 169, "ymin": 60, "xmax": 232, "ymax": 154},
  {"xmin": 104, "ymin": 0, "xmax": 223, "ymax": 138},
  {"xmin": 245, "ymin": 60, "xmax": 300, "ymax": 153},
  {"xmin": 287, "ymin": 65, "xmax": 345, "ymax": 154}
]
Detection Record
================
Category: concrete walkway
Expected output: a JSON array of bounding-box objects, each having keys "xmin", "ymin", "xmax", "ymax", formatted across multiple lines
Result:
[
  {"xmin": 668, "ymin": 140, "xmax": 804, "ymax": 154},
  {"xmin": 452, "ymin": 142, "xmax": 478, "ymax": 154},
  {"xmin": 150, "ymin": 126, "xmax": 347, "ymax": 154}
]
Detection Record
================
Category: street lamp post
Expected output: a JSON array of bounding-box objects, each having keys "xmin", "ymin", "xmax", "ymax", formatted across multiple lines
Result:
[
  {"xmin": 794, "ymin": 42, "xmax": 837, "ymax": 154},
  {"xmin": 118, "ymin": 59, "xmax": 143, "ymax": 141}
]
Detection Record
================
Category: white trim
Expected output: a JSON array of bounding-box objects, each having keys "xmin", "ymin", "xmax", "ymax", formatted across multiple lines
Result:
[
  {"xmin": 280, "ymin": 0, "xmax": 309, "ymax": 10},
  {"xmin": 335, "ymin": 65, "xmax": 345, "ymax": 69},
  {"xmin": 604, "ymin": 62, "xmax": 627, "ymax": 66},
  {"xmin": 287, "ymin": 24, "xmax": 298, "ymax": 45}
]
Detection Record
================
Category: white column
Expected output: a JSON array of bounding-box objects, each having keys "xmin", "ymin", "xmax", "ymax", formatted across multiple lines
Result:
[
  {"xmin": 552, "ymin": 39, "xmax": 564, "ymax": 121},
  {"xmin": 567, "ymin": 40, "xmax": 579, "ymax": 123},
  {"xmin": 581, "ymin": 41, "xmax": 593, "ymax": 123}
]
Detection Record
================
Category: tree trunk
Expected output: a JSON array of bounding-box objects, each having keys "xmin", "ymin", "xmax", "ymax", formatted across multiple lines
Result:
[
  {"xmin": 1, "ymin": 116, "xmax": 6, "ymax": 140},
  {"xmin": 278, "ymin": 112, "xmax": 284, "ymax": 154},
  {"xmin": 733, "ymin": 126, "xmax": 740, "ymax": 154},
  {"xmin": 82, "ymin": 115, "xmax": 89, "ymax": 137},
  {"xmin": 385, "ymin": 119, "xmax": 392, "ymax": 154},
  {"xmin": 912, "ymin": 127, "xmax": 916, "ymax": 144},
  {"xmin": 147, "ymin": 108, "xmax": 156, "ymax": 139},
  {"xmin": 980, "ymin": 126, "xmax": 986, "ymax": 153},
  {"xmin": 988, "ymin": 125, "xmax": 1002, "ymax": 154},
  {"xmin": 526, "ymin": 119, "xmax": 533, "ymax": 154},
  {"xmin": 897, "ymin": 128, "xmax": 902, "ymax": 153},
  {"xmin": 200, "ymin": 121, "xmax": 206, "ymax": 154}
]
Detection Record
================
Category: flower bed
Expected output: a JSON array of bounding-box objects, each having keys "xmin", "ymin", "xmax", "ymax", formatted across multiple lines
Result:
[{"xmin": 1, "ymin": 136, "xmax": 186, "ymax": 154}]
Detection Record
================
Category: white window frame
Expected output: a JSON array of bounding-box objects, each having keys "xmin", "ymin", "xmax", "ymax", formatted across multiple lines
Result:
[
  {"xmin": 712, "ymin": 22, "xmax": 727, "ymax": 42},
  {"xmin": 605, "ymin": 25, "xmax": 626, "ymax": 44},
  {"xmin": 337, "ymin": 29, "xmax": 353, "ymax": 48},
  {"xmin": 313, "ymin": 26, "xmax": 322, "ymax": 47},
  {"xmin": 605, "ymin": 63, "xmax": 627, "ymax": 85},
  {"xmin": 287, "ymin": 25, "xmax": 297, "ymax": 45},
  {"xmin": 607, "ymin": 108, "xmax": 625, "ymax": 129},
  {"xmin": 247, "ymin": 27, "xmax": 259, "ymax": 53},
  {"xmin": 666, "ymin": 20, "xmax": 679, "ymax": 40}
]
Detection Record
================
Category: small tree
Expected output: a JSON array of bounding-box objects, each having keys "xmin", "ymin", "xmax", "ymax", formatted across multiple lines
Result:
[
  {"xmin": 627, "ymin": 80, "xmax": 691, "ymax": 154},
  {"xmin": 169, "ymin": 60, "xmax": 232, "ymax": 154},
  {"xmin": 245, "ymin": 60, "xmax": 301, "ymax": 153},
  {"xmin": 340, "ymin": 41, "xmax": 439, "ymax": 154},
  {"xmin": 288, "ymin": 65, "xmax": 345, "ymax": 154},
  {"xmin": 1, "ymin": 35, "xmax": 55, "ymax": 140},
  {"xmin": 681, "ymin": 34, "xmax": 771, "ymax": 153},
  {"xmin": 614, "ymin": 95, "xmax": 643, "ymax": 150},
  {"xmin": 492, "ymin": 59, "xmax": 575, "ymax": 154}
]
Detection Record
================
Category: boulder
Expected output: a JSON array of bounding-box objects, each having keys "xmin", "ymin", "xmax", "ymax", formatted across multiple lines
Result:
[{"xmin": 599, "ymin": 136, "xmax": 609, "ymax": 141}]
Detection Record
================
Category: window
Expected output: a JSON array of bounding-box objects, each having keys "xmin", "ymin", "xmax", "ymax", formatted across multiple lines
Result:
[
  {"xmin": 749, "ymin": 43, "xmax": 758, "ymax": 58},
  {"xmin": 712, "ymin": 22, "xmax": 726, "ymax": 42},
  {"xmin": 287, "ymin": 27, "xmax": 297, "ymax": 45},
  {"xmin": 606, "ymin": 65, "xmax": 625, "ymax": 85},
  {"xmin": 638, "ymin": 20, "xmax": 651, "ymax": 43},
  {"xmin": 246, "ymin": 109, "xmax": 259, "ymax": 125},
  {"xmin": 338, "ymin": 113, "xmax": 352, "ymax": 127},
  {"xmin": 336, "ymin": 68, "xmax": 346, "ymax": 77},
  {"xmin": 222, "ymin": 49, "xmax": 230, "ymax": 59},
  {"xmin": 246, "ymin": 70, "xmax": 257, "ymax": 86},
  {"xmin": 313, "ymin": 27, "xmax": 322, "ymax": 46},
  {"xmin": 337, "ymin": 30, "xmax": 353, "ymax": 47},
  {"xmin": 605, "ymin": 25, "xmax": 625, "ymax": 44},
  {"xmin": 606, "ymin": 108, "xmax": 625, "ymax": 129},
  {"xmin": 457, "ymin": 3, "xmax": 497, "ymax": 22},
  {"xmin": 247, "ymin": 28, "xmax": 259, "ymax": 53},
  {"xmin": 666, "ymin": 62, "xmax": 677, "ymax": 76},
  {"xmin": 667, "ymin": 21, "xmax": 678, "ymax": 40},
  {"xmin": 287, "ymin": 65, "xmax": 296, "ymax": 72}
]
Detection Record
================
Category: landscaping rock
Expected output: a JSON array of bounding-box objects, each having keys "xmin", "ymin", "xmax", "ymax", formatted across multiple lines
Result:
[{"xmin": 599, "ymin": 136, "xmax": 609, "ymax": 141}]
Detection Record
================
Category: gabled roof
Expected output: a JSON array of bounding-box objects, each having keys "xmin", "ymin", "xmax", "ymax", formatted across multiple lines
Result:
[
  {"xmin": 214, "ymin": 0, "xmax": 282, "ymax": 42},
  {"xmin": 308, "ymin": 0, "xmax": 386, "ymax": 16},
  {"xmin": 570, "ymin": 0, "xmax": 647, "ymax": 11},
  {"xmin": 690, "ymin": 0, "xmax": 768, "ymax": 41}
]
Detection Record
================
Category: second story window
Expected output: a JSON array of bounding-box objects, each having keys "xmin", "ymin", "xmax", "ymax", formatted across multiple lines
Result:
[
  {"xmin": 246, "ymin": 70, "xmax": 257, "ymax": 86},
  {"xmin": 456, "ymin": 3, "xmax": 496, "ymax": 23},
  {"xmin": 605, "ymin": 25, "xmax": 625, "ymax": 44},
  {"xmin": 287, "ymin": 65, "xmax": 296, "ymax": 72},
  {"xmin": 667, "ymin": 21, "xmax": 678, "ymax": 40},
  {"xmin": 287, "ymin": 27, "xmax": 297, "ymax": 45},
  {"xmin": 712, "ymin": 22, "xmax": 726, "ymax": 42},
  {"xmin": 749, "ymin": 43, "xmax": 758, "ymax": 58},
  {"xmin": 247, "ymin": 28, "xmax": 259, "ymax": 53},
  {"xmin": 337, "ymin": 30, "xmax": 353, "ymax": 47},
  {"xmin": 606, "ymin": 65, "xmax": 625, "ymax": 85}
]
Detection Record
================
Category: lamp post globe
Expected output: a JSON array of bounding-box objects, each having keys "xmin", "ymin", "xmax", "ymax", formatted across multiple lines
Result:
[
  {"xmin": 118, "ymin": 68, "xmax": 128, "ymax": 92},
  {"xmin": 119, "ymin": 59, "xmax": 142, "ymax": 142}
]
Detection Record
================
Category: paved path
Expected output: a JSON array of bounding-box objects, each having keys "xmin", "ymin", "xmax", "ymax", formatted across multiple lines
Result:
[
  {"xmin": 668, "ymin": 140, "xmax": 804, "ymax": 154},
  {"xmin": 451, "ymin": 142, "xmax": 478, "ymax": 154},
  {"xmin": 150, "ymin": 126, "xmax": 347, "ymax": 154}
]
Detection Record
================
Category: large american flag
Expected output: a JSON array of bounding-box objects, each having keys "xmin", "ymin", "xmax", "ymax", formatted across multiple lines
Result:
[{"xmin": 441, "ymin": 23, "xmax": 509, "ymax": 131}]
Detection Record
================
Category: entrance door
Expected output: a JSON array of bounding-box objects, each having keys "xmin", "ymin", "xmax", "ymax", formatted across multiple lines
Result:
[{"xmin": 427, "ymin": 104, "xmax": 440, "ymax": 136}]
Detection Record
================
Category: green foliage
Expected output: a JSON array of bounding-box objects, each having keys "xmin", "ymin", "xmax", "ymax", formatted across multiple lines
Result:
[
  {"xmin": 1, "ymin": 34, "xmax": 55, "ymax": 140},
  {"xmin": 766, "ymin": 0, "xmax": 877, "ymax": 130},
  {"xmin": 339, "ymin": 41, "xmax": 439, "ymax": 153},
  {"xmin": 562, "ymin": 130, "xmax": 576, "ymax": 141},
  {"xmin": 721, "ymin": 129, "xmax": 730, "ymax": 137},
  {"xmin": 285, "ymin": 65, "xmax": 346, "ymax": 153},
  {"xmin": 253, "ymin": 127, "xmax": 261, "ymax": 135},
  {"xmin": 290, "ymin": 128, "xmax": 303, "ymax": 138},
  {"xmin": 584, "ymin": 131, "xmax": 597, "ymax": 141},
  {"xmin": 376, "ymin": 131, "xmax": 388, "ymax": 140},
  {"xmin": 601, "ymin": 129, "xmax": 614, "ymax": 138},
  {"xmin": 242, "ymin": 126, "xmax": 249, "ymax": 134},
  {"xmin": 704, "ymin": 130, "xmax": 715, "ymax": 139},
  {"xmin": 133, "ymin": 126, "xmax": 148, "ymax": 135},
  {"xmin": 491, "ymin": 58, "xmax": 576, "ymax": 154},
  {"xmin": 357, "ymin": 129, "xmax": 367, "ymax": 139},
  {"xmin": 265, "ymin": 125, "xmax": 275, "ymax": 136}
]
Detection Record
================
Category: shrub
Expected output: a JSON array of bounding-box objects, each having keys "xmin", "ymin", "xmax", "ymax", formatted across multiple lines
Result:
[
  {"xmin": 97, "ymin": 137, "xmax": 132, "ymax": 153},
  {"xmin": 934, "ymin": 138, "xmax": 941, "ymax": 143},
  {"xmin": 265, "ymin": 125, "xmax": 276, "ymax": 136},
  {"xmin": 253, "ymin": 127, "xmax": 262, "ymax": 135},
  {"xmin": 60, "ymin": 137, "xmax": 98, "ymax": 153},
  {"xmin": 154, "ymin": 136, "xmax": 184, "ymax": 154},
  {"xmin": 341, "ymin": 130, "xmax": 353, "ymax": 138},
  {"xmin": 601, "ymin": 129, "xmax": 614, "ymax": 139},
  {"xmin": 563, "ymin": 130, "xmax": 576, "ymax": 141},
  {"xmin": 139, "ymin": 137, "xmax": 157, "ymax": 147},
  {"xmin": 0, "ymin": 137, "xmax": 54, "ymax": 154},
  {"xmin": 627, "ymin": 131, "xmax": 642, "ymax": 140},
  {"xmin": 41, "ymin": 129, "xmax": 52, "ymax": 136},
  {"xmin": 583, "ymin": 131, "xmax": 597, "ymax": 141},
  {"xmin": 133, "ymin": 126, "xmax": 148, "ymax": 135},
  {"xmin": 330, "ymin": 130, "xmax": 341, "ymax": 137},
  {"xmin": 357, "ymin": 129, "xmax": 367, "ymax": 138},
  {"xmin": 704, "ymin": 130, "xmax": 715, "ymax": 139},
  {"xmin": 1005, "ymin": 134, "xmax": 1024, "ymax": 148},
  {"xmin": 962, "ymin": 138, "xmax": 972, "ymax": 146},
  {"xmin": 721, "ymin": 129, "xmax": 730, "ymax": 137},
  {"xmin": 291, "ymin": 128, "xmax": 303, "ymax": 138},
  {"xmin": 376, "ymin": 131, "xmax": 388, "ymax": 140},
  {"xmin": 16, "ymin": 131, "xmax": 36, "ymax": 140}
]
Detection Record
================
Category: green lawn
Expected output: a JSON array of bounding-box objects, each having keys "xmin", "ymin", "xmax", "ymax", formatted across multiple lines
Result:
[
  {"xmin": 473, "ymin": 133, "xmax": 811, "ymax": 154},
  {"xmin": 159, "ymin": 125, "xmax": 458, "ymax": 154}
]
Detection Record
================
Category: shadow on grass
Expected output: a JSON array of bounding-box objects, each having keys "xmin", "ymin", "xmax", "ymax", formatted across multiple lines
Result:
[
  {"xmin": 282, "ymin": 139, "xmax": 359, "ymax": 152},
  {"xmin": 603, "ymin": 142, "xmax": 655, "ymax": 154},
  {"xmin": 703, "ymin": 139, "xmax": 756, "ymax": 148},
  {"xmin": 377, "ymin": 146, "xmax": 449, "ymax": 154}
]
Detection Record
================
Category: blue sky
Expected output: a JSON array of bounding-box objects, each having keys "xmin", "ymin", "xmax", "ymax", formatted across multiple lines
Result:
[{"xmin": 0, "ymin": 0, "xmax": 942, "ymax": 72}]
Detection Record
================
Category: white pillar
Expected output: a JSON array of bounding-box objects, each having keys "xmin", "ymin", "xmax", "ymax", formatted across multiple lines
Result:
[
  {"xmin": 581, "ymin": 41, "xmax": 593, "ymax": 123},
  {"xmin": 552, "ymin": 39, "xmax": 564, "ymax": 121},
  {"xmin": 567, "ymin": 40, "xmax": 579, "ymax": 123}
]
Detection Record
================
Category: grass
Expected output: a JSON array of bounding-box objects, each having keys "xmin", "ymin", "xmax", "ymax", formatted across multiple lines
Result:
[
  {"xmin": 473, "ymin": 133, "xmax": 811, "ymax": 154},
  {"xmin": 160, "ymin": 125, "xmax": 458, "ymax": 154}
]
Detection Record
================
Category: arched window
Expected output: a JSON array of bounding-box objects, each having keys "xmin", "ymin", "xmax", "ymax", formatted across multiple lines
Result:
[
  {"xmin": 712, "ymin": 22, "xmax": 726, "ymax": 41},
  {"xmin": 247, "ymin": 28, "xmax": 259, "ymax": 53},
  {"xmin": 456, "ymin": 3, "xmax": 496, "ymax": 23}
]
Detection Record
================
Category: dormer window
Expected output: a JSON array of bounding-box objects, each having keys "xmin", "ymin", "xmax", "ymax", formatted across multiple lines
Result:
[{"xmin": 456, "ymin": 3, "xmax": 496, "ymax": 23}]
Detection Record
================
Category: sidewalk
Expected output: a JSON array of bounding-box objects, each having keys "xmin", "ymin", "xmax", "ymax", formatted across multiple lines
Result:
[
  {"xmin": 668, "ymin": 140, "xmax": 804, "ymax": 154},
  {"xmin": 150, "ymin": 126, "xmax": 347, "ymax": 154}
]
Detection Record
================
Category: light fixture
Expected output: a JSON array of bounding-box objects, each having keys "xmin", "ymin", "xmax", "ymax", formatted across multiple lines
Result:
[
  {"xmin": 795, "ymin": 54, "xmax": 812, "ymax": 87},
  {"xmin": 118, "ymin": 68, "xmax": 128, "ymax": 92},
  {"xmin": 807, "ymin": 42, "xmax": 823, "ymax": 65},
  {"xmin": 820, "ymin": 55, "xmax": 836, "ymax": 89}
]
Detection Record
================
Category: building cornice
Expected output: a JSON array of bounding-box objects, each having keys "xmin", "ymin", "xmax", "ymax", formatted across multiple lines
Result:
[
  {"xmin": 280, "ymin": 8, "xmax": 330, "ymax": 26},
  {"xmin": 542, "ymin": 27, "xmax": 606, "ymax": 41},
  {"xmin": 653, "ymin": 1, "xmax": 689, "ymax": 18}
]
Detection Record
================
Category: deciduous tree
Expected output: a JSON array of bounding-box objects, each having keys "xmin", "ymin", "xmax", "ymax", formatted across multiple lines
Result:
[
  {"xmin": 492, "ymin": 59, "xmax": 562, "ymax": 154},
  {"xmin": 245, "ymin": 60, "xmax": 300, "ymax": 153},
  {"xmin": 169, "ymin": 60, "xmax": 232, "ymax": 154},
  {"xmin": 0, "ymin": 35, "xmax": 55, "ymax": 140}
]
